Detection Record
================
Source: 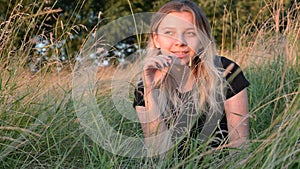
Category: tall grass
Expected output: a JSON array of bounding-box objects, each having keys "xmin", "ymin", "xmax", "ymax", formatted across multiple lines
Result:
[{"xmin": 0, "ymin": 0, "xmax": 299, "ymax": 168}]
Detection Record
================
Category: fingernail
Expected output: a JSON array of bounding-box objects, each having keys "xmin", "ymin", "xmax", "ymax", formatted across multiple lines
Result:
[{"xmin": 155, "ymin": 63, "xmax": 161, "ymax": 69}]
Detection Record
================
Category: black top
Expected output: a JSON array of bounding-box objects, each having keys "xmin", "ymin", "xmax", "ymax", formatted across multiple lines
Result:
[
  {"xmin": 132, "ymin": 56, "xmax": 250, "ymax": 147},
  {"xmin": 133, "ymin": 56, "xmax": 249, "ymax": 107}
]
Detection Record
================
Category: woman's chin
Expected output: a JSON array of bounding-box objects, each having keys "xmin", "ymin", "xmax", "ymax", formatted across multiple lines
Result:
[{"xmin": 180, "ymin": 60, "xmax": 189, "ymax": 66}]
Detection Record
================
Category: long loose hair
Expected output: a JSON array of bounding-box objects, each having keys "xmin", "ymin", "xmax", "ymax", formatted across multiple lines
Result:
[{"xmin": 146, "ymin": 0, "xmax": 225, "ymax": 123}]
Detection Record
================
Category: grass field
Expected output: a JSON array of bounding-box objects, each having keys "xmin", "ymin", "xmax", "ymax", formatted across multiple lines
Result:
[{"xmin": 0, "ymin": 1, "xmax": 299, "ymax": 168}]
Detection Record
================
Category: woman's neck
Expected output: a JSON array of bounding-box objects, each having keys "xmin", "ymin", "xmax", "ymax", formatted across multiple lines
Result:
[{"xmin": 169, "ymin": 64, "xmax": 195, "ymax": 93}]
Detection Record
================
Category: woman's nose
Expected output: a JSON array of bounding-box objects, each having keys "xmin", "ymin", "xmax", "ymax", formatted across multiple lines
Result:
[{"xmin": 174, "ymin": 34, "xmax": 187, "ymax": 46}]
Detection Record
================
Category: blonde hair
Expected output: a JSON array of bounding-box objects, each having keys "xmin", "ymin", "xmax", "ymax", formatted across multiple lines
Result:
[{"xmin": 146, "ymin": 0, "xmax": 225, "ymax": 122}]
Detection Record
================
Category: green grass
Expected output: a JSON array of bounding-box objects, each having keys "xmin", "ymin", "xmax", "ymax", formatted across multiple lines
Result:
[
  {"xmin": 0, "ymin": 0, "xmax": 299, "ymax": 168},
  {"xmin": 0, "ymin": 53, "xmax": 298, "ymax": 169},
  {"xmin": 247, "ymin": 59, "xmax": 300, "ymax": 134}
]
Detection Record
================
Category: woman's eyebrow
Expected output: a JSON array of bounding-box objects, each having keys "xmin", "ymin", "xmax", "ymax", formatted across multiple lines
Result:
[
  {"xmin": 159, "ymin": 27, "xmax": 176, "ymax": 30},
  {"xmin": 159, "ymin": 27, "xmax": 196, "ymax": 30},
  {"xmin": 185, "ymin": 27, "xmax": 196, "ymax": 31}
]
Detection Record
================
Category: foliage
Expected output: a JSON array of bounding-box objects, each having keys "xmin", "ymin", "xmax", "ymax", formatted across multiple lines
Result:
[{"xmin": 2, "ymin": 0, "xmax": 297, "ymax": 72}]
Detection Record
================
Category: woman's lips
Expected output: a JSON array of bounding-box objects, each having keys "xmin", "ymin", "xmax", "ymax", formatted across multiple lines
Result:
[{"xmin": 171, "ymin": 51, "xmax": 189, "ymax": 58}]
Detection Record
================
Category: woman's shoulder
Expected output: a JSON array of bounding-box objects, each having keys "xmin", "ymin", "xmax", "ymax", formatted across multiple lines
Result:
[
  {"xmin": 215, "ymin": 56, "xmax": 250, "ymax": 99},
  {"xmin": 215, "ymin": 56, "xmax": 238, "ymax": 69},
  {"xmin": 215, "ymin": 56, "xmax": 244, "ymax": 78}
]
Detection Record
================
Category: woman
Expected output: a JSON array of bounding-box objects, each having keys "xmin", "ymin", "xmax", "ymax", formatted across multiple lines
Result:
[{"xmin": 133, "ymin": 0, "xmax": 250, "ymax": 155}]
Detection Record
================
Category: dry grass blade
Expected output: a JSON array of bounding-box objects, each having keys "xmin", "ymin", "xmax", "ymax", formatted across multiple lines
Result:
[{"xmin": 0, "ymin": 126, "xmax": 41, "ymax": 137}]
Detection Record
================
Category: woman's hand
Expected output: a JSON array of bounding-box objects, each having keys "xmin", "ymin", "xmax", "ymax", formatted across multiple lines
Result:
[{"xmin": 142, "ymin": 55, "xmax": 173, "ymax": 90}]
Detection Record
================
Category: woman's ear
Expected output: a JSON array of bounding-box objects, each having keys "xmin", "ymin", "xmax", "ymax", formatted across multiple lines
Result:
[{"xmin": 152, "ymin": 32, "xmax": 160, "ymax": 48}]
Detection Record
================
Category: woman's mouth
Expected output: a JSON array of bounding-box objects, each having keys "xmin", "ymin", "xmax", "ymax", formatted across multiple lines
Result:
[{"xmin": 171, "ymin": 51, "xmax": 189, "ymax": 58}]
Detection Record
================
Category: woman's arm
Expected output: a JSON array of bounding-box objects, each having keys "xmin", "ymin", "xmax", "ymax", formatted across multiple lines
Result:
[
  {"xmin": 136, "ymin": 55, "xmax": 172, "ymax": 139},
  {"xmin": 135, "ymin": 89, "xmax": 170, "ymax": 154},
  {"xmin": 224, "ymin": 88, "xmax": 250, "ymax": 148},
  {"xmin": 135, "ymin": 105, "xmax": 167, "ymax": 138}
]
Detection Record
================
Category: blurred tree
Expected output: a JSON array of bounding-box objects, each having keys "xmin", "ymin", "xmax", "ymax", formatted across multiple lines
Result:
[
  {"xmin": 193, "ymin": 0, "xmax": 265, "ymax": 49},
  {"xmin": 0, "ymin": 0, "xmax": 296, "ymax": 70}
]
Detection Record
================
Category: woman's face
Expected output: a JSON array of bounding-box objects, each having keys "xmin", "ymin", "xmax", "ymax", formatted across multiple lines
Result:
[{"xmin": 153, "ymin": 11, "xmax": 201, "ymax": 65}]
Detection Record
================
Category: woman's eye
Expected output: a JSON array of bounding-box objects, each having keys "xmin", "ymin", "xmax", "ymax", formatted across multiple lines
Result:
[
  {"xmin": 164, "ymin": 31, "xmax": 173, "ymax": 35},
  {"xmin": 186, "ymin": 31, "xmax": 196, "ymax": 37}
]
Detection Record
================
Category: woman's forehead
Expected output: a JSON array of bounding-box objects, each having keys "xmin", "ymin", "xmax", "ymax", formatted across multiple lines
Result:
[{"xmin": 159, "ymin": 11, "xmax": 195, "ymax": 28}]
